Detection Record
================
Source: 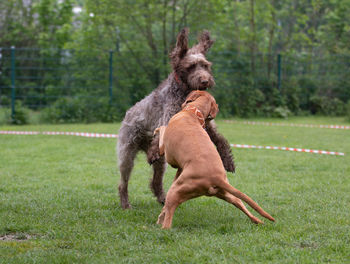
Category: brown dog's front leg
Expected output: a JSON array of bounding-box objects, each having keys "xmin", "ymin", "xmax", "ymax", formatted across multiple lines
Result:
[
  {"xmin": 206, "ymin": 121, "xmax": 235, "ymax": 173},
  {"xmin": 147, "ymin": 133, "xmax": 161, "ymax": 165}
]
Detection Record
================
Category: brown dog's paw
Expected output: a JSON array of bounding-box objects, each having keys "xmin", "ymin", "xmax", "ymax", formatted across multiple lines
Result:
[
  {"xmin": 251, "ymin": 217, "xmax": 264, "ymax": 224},
  {"xmin": 157, "ymin": 212, "xmax": 165, "ymax": 225}
]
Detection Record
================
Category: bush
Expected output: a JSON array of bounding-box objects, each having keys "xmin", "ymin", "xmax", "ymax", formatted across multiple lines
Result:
[
  {"xmin": 0, "ymin": 101, "xmax": 30, "ymax": 125},
  {"xmin": 273, "ymin": 106, "xmax": 292, "ymax": 118},
  {"xmin": 11, "ymin": 101, "xmax": 30, "ymax": 125},
  {"xmin": 0, "ymin": 108, "xmax": 9, "ymax": 125},
  {"xmin": 12, "ymin": 102, "xmax": 30, "ymax": 125},
  {"xmin": 0, "ymin": 95, "xmax": 11, "ymax": 107},
  {"xmin": 234, "ymin": 87, "xmax": 266, "ymax": 117},
  {"xmin": 0, "ymin": 103, "xmax": 42, "ymax": 125},
  {"xmin": 41, "ymin": 96, "xmax": 123, "ymax": 123},
  {"xmin": 346, "ymin": 100, "xmax": 350, "ymax": 122},
  {"xmin": 310, "ymin": 96, "xmax": 346, "ymax": 116},
  {"xmin": 41, "ymin": 97, "xmax": 80, "ymax": 123}
]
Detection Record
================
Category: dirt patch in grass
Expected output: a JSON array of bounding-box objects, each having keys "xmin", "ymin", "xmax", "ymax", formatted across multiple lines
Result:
[{"xmin": 0, "ymin": 233, "xmax": 34, "ymax": 241}]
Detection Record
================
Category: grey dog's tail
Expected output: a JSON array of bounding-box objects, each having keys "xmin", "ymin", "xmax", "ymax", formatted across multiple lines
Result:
[{"xmin": 216, "ymin": 180, "xmax": 275, "ymax": 222}]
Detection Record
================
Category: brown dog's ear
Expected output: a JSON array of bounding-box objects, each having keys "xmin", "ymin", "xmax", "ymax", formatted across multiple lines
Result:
[
  {"xmin": 197, "ymin": 30, "xmax": 214, "ymax": 54},
  {"xmin": 208, "ymin": 102, "xmax": 218, "ymax": 120},
  {"xmin": 181, "ymin": 91, "xmax": 202, "ymax": 109},
  {"xmin": 170, "ymin": 28, "xmax": 189, "ymax": 61}
]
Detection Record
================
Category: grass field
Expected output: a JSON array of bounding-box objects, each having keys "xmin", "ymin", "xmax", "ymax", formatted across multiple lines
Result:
[{"xmin": 0, "ymin": 117, "xmax": 349, "ymax": 263}]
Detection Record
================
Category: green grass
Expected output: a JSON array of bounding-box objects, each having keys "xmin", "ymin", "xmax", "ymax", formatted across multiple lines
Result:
[{"xmin": 0, "ymin": 117, "xmax": 349, "ymax": 263}]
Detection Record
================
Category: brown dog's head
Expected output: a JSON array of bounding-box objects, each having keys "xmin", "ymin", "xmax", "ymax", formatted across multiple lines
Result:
[
  {"xmin": 182, "ymin": 90, "xmax": 219, "ymax": 120},
  {"xmin": 170, "ymin": 28, "xmax": 215, "ymax": 92}
]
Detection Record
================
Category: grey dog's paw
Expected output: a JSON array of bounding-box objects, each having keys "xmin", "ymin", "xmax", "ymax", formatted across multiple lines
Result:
[
  {"xmin": 147, "ymin": 151, "xmax": 160, "ymax": 165},
  {"xmin": 224, "ymin": 158, "xmax": 235, "ymax": 173}
]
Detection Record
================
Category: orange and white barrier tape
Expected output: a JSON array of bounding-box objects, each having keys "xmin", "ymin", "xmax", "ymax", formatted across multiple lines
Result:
[
  {"xmin": 225, "ymin": 120, "xmax": 350, "ymax": 130},
  {"xmin": 230, "ymin": 144, "xmax": 344, "ymax": 156},
  {"xmin": 0, "ymin": 130, "xmax": 118, "ymax": 138},
  {"xmin": 0, "ymin": 130, "xmax": 344, "ymax": 156}
]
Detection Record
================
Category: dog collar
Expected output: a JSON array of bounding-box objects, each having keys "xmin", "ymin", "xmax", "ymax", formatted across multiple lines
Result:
[
  {"xmin": 174, "ymin": 72, "xmax": 181, "ymax": 85},
  {"xmin": 183, "ymin": 105, "xmax": 205, "ymax": 128}
]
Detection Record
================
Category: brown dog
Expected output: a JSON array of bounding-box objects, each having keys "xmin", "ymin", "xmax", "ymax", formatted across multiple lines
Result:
[{"xmin": 155, "ymin": 90, "xmax": 275, "ymax": 229}]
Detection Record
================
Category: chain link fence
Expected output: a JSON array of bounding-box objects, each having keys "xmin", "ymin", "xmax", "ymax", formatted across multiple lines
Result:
[{"xmin": 0, "ymin": 47, "xmax": 349, "ymax": 123}]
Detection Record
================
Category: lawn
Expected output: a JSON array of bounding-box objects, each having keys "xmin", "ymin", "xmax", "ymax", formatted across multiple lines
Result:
[{"xmin": 0, "ymin": 117, "xmax": 349, "ymax": 263}]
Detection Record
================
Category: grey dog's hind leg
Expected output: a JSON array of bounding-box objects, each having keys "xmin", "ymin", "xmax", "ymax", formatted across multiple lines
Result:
[
  {"xmin": 117, "ymin": 140, "xmax": 138, "ymax": 209},
  {"xmin": 150, "ymin": 156, "xmax": 167, "ymax": 205}
]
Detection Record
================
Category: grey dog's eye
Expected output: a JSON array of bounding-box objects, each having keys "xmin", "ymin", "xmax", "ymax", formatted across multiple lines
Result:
[{"xmin": 188, "ymin": 64, "xmax": 196, "ymax": 70}]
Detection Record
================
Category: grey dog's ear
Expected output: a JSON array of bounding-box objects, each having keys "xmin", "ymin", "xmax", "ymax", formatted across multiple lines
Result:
[
  {"xmin": 170, "ymin": 28, "xmax": 189, "ymax": 60},
  {"xmin": 197, "ymin": 30, "xmax": 214, "ymax": 54}
]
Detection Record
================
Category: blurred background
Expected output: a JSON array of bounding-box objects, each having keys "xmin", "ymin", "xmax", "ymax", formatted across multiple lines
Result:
[{"xmin": 0, "ymin": 0, "xmax": 349, "ymax": 124}]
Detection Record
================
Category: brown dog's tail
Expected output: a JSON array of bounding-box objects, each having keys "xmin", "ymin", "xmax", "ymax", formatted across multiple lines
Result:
[
  {"xmin": 154, "ymin": 126, "xmax": 166, "ymax": 155},
  {"xmin": 146, "ymin": 126, "xmax": 167, "ymax": 165},
  {"xmin": 217, "ymin": 180, "xmax": 275, "ymax": 222}
]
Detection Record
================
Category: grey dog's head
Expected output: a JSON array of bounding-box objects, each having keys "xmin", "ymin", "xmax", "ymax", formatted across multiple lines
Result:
[{"xmin": 170, "ymin": 28, "xmax": 215, "ymax": 91}]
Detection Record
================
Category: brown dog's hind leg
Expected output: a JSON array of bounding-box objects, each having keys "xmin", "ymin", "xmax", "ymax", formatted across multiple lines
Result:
[
  {"xmin": 174, "ymin": 168, "xmax": 182, "ymax": 181},
  {"xmin": 217, "ymin": 179, "xmax": 275, "ymax": 222},
  {"xmin": 159, "ymin": 179, "xmax": 195, "ymax": 229},
  {"xmin": 216, "ymin": 191, "xmax": 263, "ymax": 224},
  {"xmin": 160, "ymin": 187, "xmax": 182, "ymax": 229}
]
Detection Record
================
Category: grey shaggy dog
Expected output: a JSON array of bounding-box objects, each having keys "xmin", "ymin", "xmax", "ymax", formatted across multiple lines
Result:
[{"xmin": 117, "ymin": 28, "xmax": 235, "ymax": 209}]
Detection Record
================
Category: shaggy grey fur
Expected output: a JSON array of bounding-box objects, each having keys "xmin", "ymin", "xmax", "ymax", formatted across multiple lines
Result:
[{"xmin": 117, "ymin": 28, "xmax": 234, "ymax": 209}]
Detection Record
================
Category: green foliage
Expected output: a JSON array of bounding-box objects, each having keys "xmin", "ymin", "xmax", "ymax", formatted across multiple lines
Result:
[
  {"xmin": 272, "ymin": 106, "xmax": 292, "ymax": 118},
  {"xmin": 1, "ymin": 0, "xmax": 350, "ymax": 120},
  {"xmin": 235, "ymin": 88, "xmax": 267, "ymax": 118},
  {"xmin": 310, "ymin": 96, "xmax": 346, "ymax": 116},
  {"xmin": 346, "ymin": 100, "xmax": 350, "ymax": 122},
  {"xmin": 41, "ymin": 96, "xmax": 122, "ymax": 123},
  {"xmin": 2, "ymin": 101, "xmax": 30, "ymax": 125},
  {"xmin": 0, "ymin": 108, "xmax": 9, "ymax": 125}
]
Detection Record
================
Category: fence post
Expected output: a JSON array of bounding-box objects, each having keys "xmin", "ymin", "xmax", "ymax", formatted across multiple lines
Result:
[
  {"xmin": 277, "ymin": 53, "xmax": 281, "ymax": 91},
  {"xmin": 109, "ymin": 50, "xmax": 113, "ymax": 104},
  {"xmin": 10, "ymin": 46, "xmax": 16, "ymax": 120}
]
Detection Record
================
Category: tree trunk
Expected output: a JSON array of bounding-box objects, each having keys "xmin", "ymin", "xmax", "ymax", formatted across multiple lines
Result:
[
  {"xmin": 162, "ymin": 0, "xmax": 168, "ymax": 78},
  {"xmin": 267, "ymin": 1, "xmax": 276, "ymax": 79},
  {"xmin": 171, "ymin": 0, "xmax": 177, "ymax": 47},
  {"xmin": 249, "ymin": 0, "xmax": 256, "ymax": 77},
  {"xmin": 232, "ymin": 0, "xmax": 241, "ymax": 54}
]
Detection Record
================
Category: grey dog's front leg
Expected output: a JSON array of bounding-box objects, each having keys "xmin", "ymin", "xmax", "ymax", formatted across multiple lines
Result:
[{"xmin": 206, "ymin": 121, "xmax": 235, "ymax": 173}]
